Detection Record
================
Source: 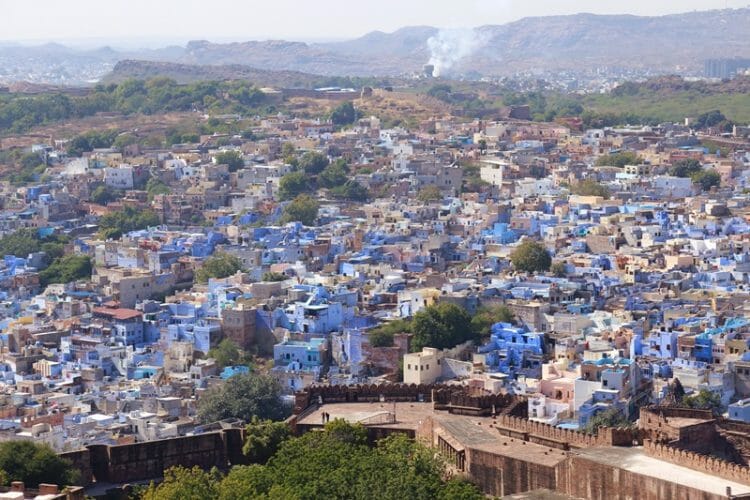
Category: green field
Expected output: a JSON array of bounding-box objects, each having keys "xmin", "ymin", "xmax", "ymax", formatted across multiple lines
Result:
[{"xmin": 583, "ymin": 91, "xmax": 750, "ymax": 124}]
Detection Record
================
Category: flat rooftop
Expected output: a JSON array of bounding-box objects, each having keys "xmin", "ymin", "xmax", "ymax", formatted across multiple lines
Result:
[
  {"xmin": 299, "ymin": 402, "xmax": 566, "ymax": 467},
  {"xmin": 577, "ymin": 446, "xmax": 750, "ymax": 496}
]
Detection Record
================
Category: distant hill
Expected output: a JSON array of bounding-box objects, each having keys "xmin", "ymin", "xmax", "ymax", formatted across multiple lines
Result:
[
  {"xmin": 5, "ymin": 8, "xmax": 750, "ymax": 84},
  {"xmin": 104, "ymin": 60, "xmax": 331, "ymax": 88},
  {"xmin": 157, "ymin": 9, "xmax": 750, "ymax": 77}
]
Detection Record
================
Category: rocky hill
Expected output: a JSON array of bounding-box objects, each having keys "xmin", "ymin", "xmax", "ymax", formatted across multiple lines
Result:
[
  {"xmin": 104, "ymin": 60, "xmax": 329, "ymax": 87},
  {"xmin": 6, "ymin": 8, "xmax": 750, "ymax": 84}
]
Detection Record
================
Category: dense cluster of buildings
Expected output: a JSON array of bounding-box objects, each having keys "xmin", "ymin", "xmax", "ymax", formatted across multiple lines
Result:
[{"xmin": 0, "ymin": 108, "xmax": 749, "ymax": 472}]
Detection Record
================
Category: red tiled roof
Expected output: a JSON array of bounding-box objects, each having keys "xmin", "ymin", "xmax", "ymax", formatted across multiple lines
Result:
[{"xmin": 92, "ymin": 307, "xmax": 142, "ymax": 321}]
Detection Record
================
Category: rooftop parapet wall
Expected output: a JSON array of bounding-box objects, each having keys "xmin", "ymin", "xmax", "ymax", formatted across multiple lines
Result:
[
  {"xmin": 293, "ymin": 383, "xmax": 520, "ymax": 415},
  {"xmin": 495, "ymin": 414, "xmax": 639, "ymax": 448},
  {"xmin": 61, "ymin": 429, "xmax": 244, "ymax": 486},
  {"xmin": 644, "ymin": 439, "xmax": 750, "ymax": 486}
]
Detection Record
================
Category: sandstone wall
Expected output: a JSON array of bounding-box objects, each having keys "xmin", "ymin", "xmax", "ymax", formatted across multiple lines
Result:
[
  {"xmin": 468, "ymin": 447, "xmax": 557, "ymax": 497},
  {"xmin": 494, "ymin": 414, "xmax": 638, "ymax": 448},
  {"xmin": 558, "ymin": 453, "xmax": 738, "ymax": 500},
  {"xmin": 644, "ymin": 439, "xmax": 750, "ymax": 486},
  {"xmin": 62, "ymin": 430, "xmax": 244, "ymax": 486}
]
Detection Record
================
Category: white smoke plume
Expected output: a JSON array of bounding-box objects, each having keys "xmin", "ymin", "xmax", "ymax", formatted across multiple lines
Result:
[{"xmin": 427, "ymin": 28, "xmax": 487, "ymax": 77}]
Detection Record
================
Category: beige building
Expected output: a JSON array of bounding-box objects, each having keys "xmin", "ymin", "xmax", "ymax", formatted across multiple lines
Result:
[{"xmin": 403, "ymin": 347, "xmax": 443, "ymax": 385}]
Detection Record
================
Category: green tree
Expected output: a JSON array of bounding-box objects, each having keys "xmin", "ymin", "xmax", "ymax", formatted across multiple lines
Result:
[
  {"xmin": 0, "ymin": 228, "xmax": 41, "ymax": 257},
  {"xmin": 691, "ymin": 170, "xmax": 721, "ymax": 191},
  {"xmin": 243, "ymin": 417, "xmax": 292, "ymax": 464},
  {"xmin": 66, "ymin": 129, "xmax": 118, "ymax": 156},
  {"xmin": 583, "ymin": 408, "xmax": 631, "ymax": 434},
  {"xmin": 255, "ymin": 422, "xmax": 482, "ymax": 500},
  {"xmin": 195, "ymin": 252, "xmax": 244, "ymax": 283},
  {"xmin": 112, "ymin": 133, "xmax": 139, "ymax": 149},
  {"xmin": 39, "ymin": 255, "xmax": 92, "ymax": 286},
  {"xmin": 695, "ymin": 109, "xmax": 727, "ymax": 130},
  {"xmin": 98, "ymin": 206, "xmax": 159, "ymax": 240},
  {"xmin": 216, "ymin": 465, "xmax": 274, "ymax": 500},
  {"xmin": 146, "ymin": 177, "xmax": 171, "ymax": 201},
  {"xmin": 684, "ymin": 389, "xmax": 724, "ymax": 416},
  {"xmin": 570, "ymin": 179, "xmax": 610, "ymax": 198},
  {"xmin": 551, "ymin": 261, "xmax": 568, "ymax": 277},
  {"xmin": 411, "ymin": 302, "xmax": 476, "ymax": 352},
  {"xmin": 281, "ymin": 195, "xmax": 319, "ymax": 226},
  {"xmin": 330, "ymin": 181, "xmax": 369, "ymax": 201},
  {"xmin": 417, "ymin": 185, "xmax": 441, "ymax": 202},
  {"xmin": 368, "ymin": 319, "xmax": 412, "ymax": 348},
  {"xmin": 141, "ymin": 466, "xmax": 220, "ymax": 500},
  {"xmin": 330, "ymin": 101, "xmax": 357, "ymax": 126},
  {"xmin": 470, "ymin": 305, "xmax": 515, "ymax": 339},
  {"xmin": 90, "ymin": 185, "xmax": 116, "ymax": 205},
  {"xmin": 208, "ymin": 338, "xmax": 243, "ymax": 369},
  {"xmin": 298, "ymin": 151, "xmax": 329, "ymax": 175},
  {"xmin": 319, "ymin": 160, "xmax": 349, "ymax": 188},
  {"xmin": 510, "ymin": 239, "xmax": 552, "ymax": 274},
  {"xmin": 0, "ymin": 441, "xmax": 78, "ymax": 487},
  {"xmin": 669, "ymin": 158, "xmax": 702, "ymax": 178},
  {"xmin": 214, "ymin": 150, "xmax": 244, "ymax": 172},
  {"xmin": 197, "ymin": 373, "xmax": 288, "ymax": 424},
  {"xmin": 281, "ymin": 142, "xmax": 297, "ymax": 157},
  {"xmin": 595, "ymin": 151, "xmax": 642, "ymax": 168},
  {"xmin": 278, "ymin": 171, "xmax": 312, "ymax": 200},
  {"xmin": 145, "ymin": 421, "xmax": 483, "ymax": 500},
  {"xmin": 262, "ymin": 271, "xmax": 287, "ymax": 282}
]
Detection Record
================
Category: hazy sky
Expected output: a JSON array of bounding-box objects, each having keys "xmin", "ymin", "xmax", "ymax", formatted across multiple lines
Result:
[{"xmin": 3, "ymin": 0, "xmax": 749, "ymax": 46}]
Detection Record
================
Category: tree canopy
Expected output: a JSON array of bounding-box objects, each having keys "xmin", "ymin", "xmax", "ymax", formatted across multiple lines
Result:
[
  {"xmin": 669, "ymin": 158, "xmax": 702, "ymax": 178},
  {"xmin": 683, "ymin": 389, "xmax": 724, "ymax": 416},
  {"xmin": 140, "ymin": 466, "xmax": 221, "ymax": 500},
  {"xmin": 214, "ymin": 150, "xmax": 244, "ymax": 172},
  {"xmin": 207, "ymin": 338, "xmax": 249, "ymax": 369},
  {"xmin": 196, "ymin": 372, "xmax": 288, "ymax": 424},
  {"xmin": 142, "ymin": 421, "xmax": 482, "ymax": 500},
  {"xmin": 510, "ymin": 239, "xmax": 552, "ymax": 273},
  {"xmin": 242, "ymin": 417, "xmax": 292, "ymax": 464},
  {"xmin": 39, "ymin": 254, "xmax": 92, "ymax": 286},
  {"xmin": 595, "ymin": 151, "xmax": 642, "ymax": 168},
  {"xmin": 278, "ymin": 171, "xmax": 312, "ymax": 200},
  {"xmin": 470, "ymin": 305, "xmax": 515, "ymax": 339},
  {"xmin": 0, "ymin": 228, "xmax": 42, "ymax": 257},
  {"xmin": 367, "ymin": 319, "xmax": 412, "ymax": 348},
  {"xmin": 67, "ymin": 129, "xmax": 119, "ymax": 156},
  {"xmin": 691, "ymin": 169, "xmax": 721, "ymax": 191},
  {"xmin": 570, "ymin": 179, "xmax": 610, "ymax": 199},
  {"xmin": 330, "ymin": 181, "xmax": 369, "ymax": 201},
  {"xmin": 146, "ymin": 177, "xmax": 171, "ymax": 201},
  {"xmin": 195, "ymin": 252, "xmax": 244, "ymax": 283},
  {"xmin": 417, "ymin": 185, "xmax": 442, "ymax": 202},
  {"xmin": 262, "ymin": 271, "xmax": 287, "ymax": 282},
  {"xmin": 330, "ymin": 101, "xmax": 357, "ymax": 126},
  {"xmin": 0, "ymin": 441, "xmax": 78, "ymax": 487},
  {"xmin": 583, "ymin": 407, "xmax": 631, "ymax": 434},
  {"xmin": 280, "ymin": 195, "xmax": 319, "ymax": 226},
  {"xmin": 411, "ymin": 302, "xmax": 477, "ymax": 352},
  {"xmin": 90, "ymin": 185, "xmax": 117, "ymax": 205},
  {"xmin": 98, "ymin": 206, "xmax": 160, "ymax": 240},
  {"xmin": 298, "ymin": 151, "xmax": 329, "ymax": 175},
  {"xmin": 319, "ymin": 160, "xmax": 349, "ymax": 188},
  {"xmin": 694, "ymin": 109, "xmax": 727, "ymax": 130}
]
